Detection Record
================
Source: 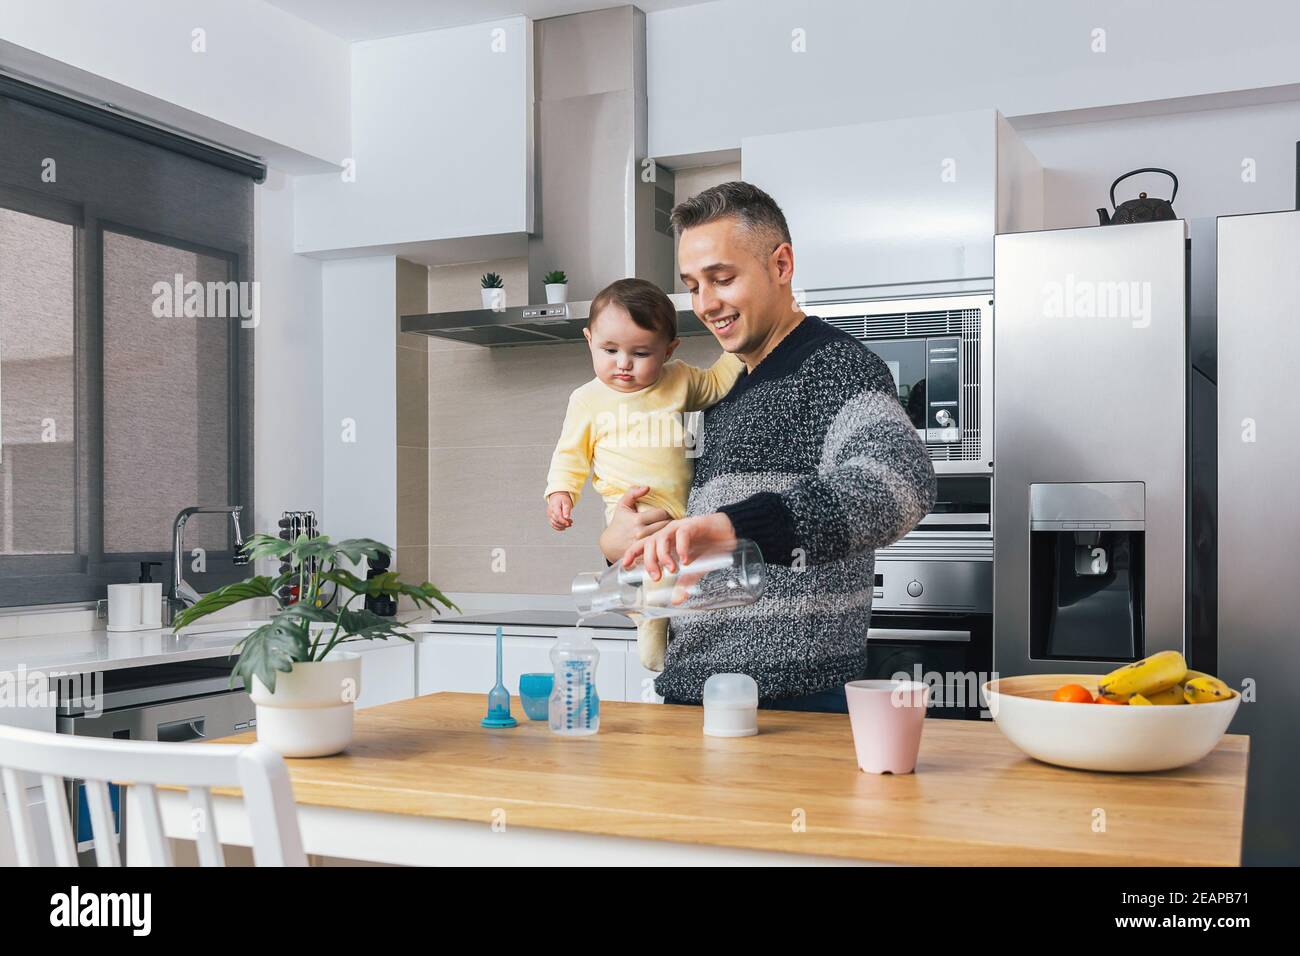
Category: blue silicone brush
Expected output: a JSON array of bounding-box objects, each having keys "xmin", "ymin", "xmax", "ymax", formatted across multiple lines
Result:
[{"xmin": 481, "ymin": 625, "xmax": 518, "ymax": 728}]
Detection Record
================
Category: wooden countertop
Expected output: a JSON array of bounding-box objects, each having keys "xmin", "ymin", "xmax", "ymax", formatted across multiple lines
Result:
[{"xmin": 215, "ymin": 693, "xmax": 1248, "ymax": 866}]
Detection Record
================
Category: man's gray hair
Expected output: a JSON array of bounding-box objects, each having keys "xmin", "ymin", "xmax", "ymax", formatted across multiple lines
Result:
[{"xmin": 669, "ymin": 181, "xmax": 792, "ymax": 253}]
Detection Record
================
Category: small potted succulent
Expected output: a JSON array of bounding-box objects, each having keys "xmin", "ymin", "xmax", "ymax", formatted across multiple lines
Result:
[
  {"xmin": 172, "ymin": 533, "xmax": 457, "ymax": 757},
  {"xmin": 543, "ymin": 270, "xmax": 568, "ymax": 304},
  {"xmin": 480, "ymin": 271, "xmax": 505, "ymax": 310}
]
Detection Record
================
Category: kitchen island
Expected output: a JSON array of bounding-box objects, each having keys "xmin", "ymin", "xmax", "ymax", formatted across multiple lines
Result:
[{"xmin": 136, "ymin": 691, "xmax": 1249, "ymax": 866}]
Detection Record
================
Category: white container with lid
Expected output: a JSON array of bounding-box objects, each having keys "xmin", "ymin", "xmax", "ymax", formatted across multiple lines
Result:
[{"xmin": 702, "ymin": 673, "xmax": 759, "ymax": 737}]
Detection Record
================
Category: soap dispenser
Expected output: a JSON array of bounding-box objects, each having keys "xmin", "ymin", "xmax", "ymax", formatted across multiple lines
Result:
[{"xmin": 138, "ymin": 561, "xmax": 163, "ymax": 629}]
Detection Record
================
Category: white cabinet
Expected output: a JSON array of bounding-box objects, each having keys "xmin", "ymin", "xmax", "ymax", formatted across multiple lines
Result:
[
  {"xmin": 352, "ymin": 640, "xmax": 418, "ymax": 710},
  {"xmin": 625, "ymin": 656, "xmax": 664, "ymax": 704},
  {"xmin": 0, "ymin": 781, "xmax": 54, "ymax": 867},
  {"xmin": 0, "ymin": 684, "xmax": 58, "ymax": 866},
  {"xmin": 293, "ymin": 18, "xmax": 532, "ymax": 255},
  {"xmin": 592, "ymin": 641, "xmax": 627, "ymax": 703},
  {"xmin": 418, "ymin": 634, "xmax": 553, "ymax": 695},
  {"xmin": 417, "ymin": 631, "xmax": 637, "ymax": 703},
  {"xmin": 741, "ymin": 109, "xmax": 1041, "ymax": 294}
]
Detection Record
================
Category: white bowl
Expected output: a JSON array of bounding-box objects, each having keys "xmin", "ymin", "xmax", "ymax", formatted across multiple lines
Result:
[{"xmin": 983, "ymin": 674, "xmax": 1240, "ymax": 773}]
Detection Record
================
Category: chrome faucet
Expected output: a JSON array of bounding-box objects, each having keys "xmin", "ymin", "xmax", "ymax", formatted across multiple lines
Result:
[{"xmin": 167, "ymin": 505, "xmax": 249, "ymax": 624}]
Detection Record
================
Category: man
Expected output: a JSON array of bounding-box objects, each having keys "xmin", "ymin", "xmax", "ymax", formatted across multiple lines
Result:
[{"xmin": 600, "ymin": 181, "xmax": 936, "ymax": 713}]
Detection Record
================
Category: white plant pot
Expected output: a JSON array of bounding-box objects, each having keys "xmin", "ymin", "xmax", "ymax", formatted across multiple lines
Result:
[
  {"xmin": 545, "ymin": 283, "xmax": 568, "ymax": 304},
  {"xmin": 249, "ymin": 651, "xmax": 362, "ymax": 758},
  {"xmin": 481, "ymin": 287, "xmax": 505, "ymax": 310}
]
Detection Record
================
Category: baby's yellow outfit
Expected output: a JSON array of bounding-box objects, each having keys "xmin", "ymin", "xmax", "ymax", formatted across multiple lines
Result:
[{"xmin": 545, "ymin": 352, "xmax": 745, "ymax": 671}]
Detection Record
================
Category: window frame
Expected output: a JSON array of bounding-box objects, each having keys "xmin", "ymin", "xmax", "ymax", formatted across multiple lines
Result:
[{"xmin": 0, "ymin": 188, "xmax": 254, "ymax": 605}]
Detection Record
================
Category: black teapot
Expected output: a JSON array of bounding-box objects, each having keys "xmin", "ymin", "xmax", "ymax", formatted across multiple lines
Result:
[{"xmin": 1097, "ymin": 167, "xmax": 1179, "ymax": 225}]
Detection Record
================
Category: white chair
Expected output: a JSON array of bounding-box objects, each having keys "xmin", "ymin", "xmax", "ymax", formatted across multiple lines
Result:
[{"xmin": 0, "ymin": 724, "xmax": 306, "ymax": 866}]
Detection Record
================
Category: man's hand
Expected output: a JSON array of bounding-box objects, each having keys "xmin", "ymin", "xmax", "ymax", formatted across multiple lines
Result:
[
  {"xmin": 621, "ymin": 512, "xmax": 737, "ymax": 582},
  {"xmin": 547, "ymin": 492, "xmax": 574, "ymax": 532},
  {"xmin": 599, "ymin": 486, "xmax": 672, "ymax": 562}
]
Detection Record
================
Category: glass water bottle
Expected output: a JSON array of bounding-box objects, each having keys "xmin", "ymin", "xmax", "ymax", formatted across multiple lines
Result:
[{"xmin": 571, "ymin": 538, "xmax": 765, "ymax": 619}]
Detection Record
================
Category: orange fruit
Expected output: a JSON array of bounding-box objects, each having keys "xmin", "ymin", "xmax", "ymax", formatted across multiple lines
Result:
[
  {"xmin": 1094, "ymin": 693, "xmax": 1126, "ymax": 705},
  {"xmin": 1052, "ymin": 683, "xmax": 1095, "ymax": 704}
]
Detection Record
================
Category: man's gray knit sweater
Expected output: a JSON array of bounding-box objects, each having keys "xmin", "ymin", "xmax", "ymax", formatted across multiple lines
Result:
[{"xmin": 656, "ymin": 315, "xmax": 937, "ymax": 703}]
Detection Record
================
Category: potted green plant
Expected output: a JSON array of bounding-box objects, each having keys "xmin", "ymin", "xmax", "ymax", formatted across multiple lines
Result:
[
  {"xmin": 480, "ymin": 271, "xmax": 505, "ymax": 310},
  {"xmin": 543, "ymin": 269, "xmax": 568, "ymax": 304},
  {"xmin": 172, "ymin": 533, "xmax": 457, "ymax": 757}
]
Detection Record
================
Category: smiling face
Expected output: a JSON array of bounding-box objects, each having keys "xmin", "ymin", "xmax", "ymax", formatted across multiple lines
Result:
[
  {"xmin": 583, "ymin": 303, "xmax": 678, "ymax": 393},
  {"xmin": 677, "ymin": 215, "xmax": 801, "ymax": 366}
]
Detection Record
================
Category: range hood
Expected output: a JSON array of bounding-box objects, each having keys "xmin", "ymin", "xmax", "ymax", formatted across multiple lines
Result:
[
  {"xmin": 400, "ymin": 293, "xmax": 708, "ymax": 348},
  {"xmin": 401, "ymin": 6, "xmax": 701, "ymax": 348}
]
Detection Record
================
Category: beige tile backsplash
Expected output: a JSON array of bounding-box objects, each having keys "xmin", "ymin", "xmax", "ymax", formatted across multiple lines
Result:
[
  {"xmin": 394, "ymin": 546, "xmax": 429, "ymax": 612},
  {"xmin": 427, "ymin": 345, "xmax": 595, "ymax": 448},
  {"xmin": 420, "ymin": 165, "xmax": 740, "ymax": 596},
  {"xmin": 426, "ymin": 292, "xmax": 730, "ymax": 595},
  {"xmin": 396, "ymin": 444, "xmax": 429, "ymax": 550},
  {"xmin": 396, "ymin": 257, "xmax": 430, "ymax": 596},
  {"xmin": 394, "ymin": 546, "xmax": 427, "ymax": 579},
  {"xmin": 429, "ymin": 543, "xmax": 605, "ymax": 595},
  {"xmin": 396, "ymin": 346, "xmax": 429, "ymax": 447}
]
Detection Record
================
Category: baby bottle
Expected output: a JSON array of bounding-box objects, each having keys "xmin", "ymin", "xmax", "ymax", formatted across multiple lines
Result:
[{"xmin": 549, "ymin": 627, "xmax": 600, "ymax": 736}]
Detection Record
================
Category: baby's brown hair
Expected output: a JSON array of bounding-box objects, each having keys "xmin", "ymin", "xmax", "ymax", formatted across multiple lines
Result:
[{"xmin": 588, "ymin": 278, "xmax": 677, "ymax": 342}]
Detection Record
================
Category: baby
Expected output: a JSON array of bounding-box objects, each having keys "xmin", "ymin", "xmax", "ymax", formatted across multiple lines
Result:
[{"xmin": 545, "ymin": 278, "xmax": 744, "ymax": 671}]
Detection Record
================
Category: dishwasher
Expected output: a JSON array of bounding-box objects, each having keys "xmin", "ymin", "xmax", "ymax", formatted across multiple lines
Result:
[{"xmin": 55, "ymin": 657, "xmax": 256, "ymax": 865}]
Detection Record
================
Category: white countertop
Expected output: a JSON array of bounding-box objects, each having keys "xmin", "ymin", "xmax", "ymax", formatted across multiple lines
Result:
[
  {"xmin": 0, "ymin": 607, "xmax": 635, "ymax": 679},
  {"xmin": 0, "ymin": 615, "xmax": 423, "ymax": 678},
  {"xmin": 0, "ymin": 625, "xmax": 251, "ymax": 678}
]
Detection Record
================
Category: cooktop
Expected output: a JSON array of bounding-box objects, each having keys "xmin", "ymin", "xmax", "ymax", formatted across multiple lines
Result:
[{"xmin": 434, "ymin": 609, "xmax": 636, "ymax": 629}]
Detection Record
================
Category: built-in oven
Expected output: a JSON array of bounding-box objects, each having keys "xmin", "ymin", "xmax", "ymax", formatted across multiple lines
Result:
[
  {"xmin": 866, "ymin": 612, "xmax": 992, "ymax": 719},
  {"xmin": 815, "ymin": 293, "xmax": 996, "ymax": 718},
  {"xmin": 54, "ymin": 657, "xmax": 254, "ymax": 865},
  {"xmin": 867, "ymin": 522, "xmax": 993, "ymax": 720}
]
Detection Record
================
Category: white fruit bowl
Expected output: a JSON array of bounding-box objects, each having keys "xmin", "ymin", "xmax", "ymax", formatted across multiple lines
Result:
[{"xmin": 983, "ymin": 674, "xmax": 1240, "ymax": 773}]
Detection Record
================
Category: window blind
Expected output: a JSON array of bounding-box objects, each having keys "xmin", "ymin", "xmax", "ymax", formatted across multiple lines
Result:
[{"xmin": 0, "ymin": 77, "xmax": 258, "ymax": 606}]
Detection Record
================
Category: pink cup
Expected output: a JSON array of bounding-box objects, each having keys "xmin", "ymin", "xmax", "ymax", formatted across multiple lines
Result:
[{"xmin": 845, "ymin": 679, "xmax": 930, "ymax": 774}]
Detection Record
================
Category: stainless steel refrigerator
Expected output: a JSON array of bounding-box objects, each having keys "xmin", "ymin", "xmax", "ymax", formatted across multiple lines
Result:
[
  {"xmin": 992, "ymin": 220, "xmax": 1216, "ymax": 680},
  {"xmin": 1217, "ymin": 209, "xmax": 1300, "ymax": 865}
]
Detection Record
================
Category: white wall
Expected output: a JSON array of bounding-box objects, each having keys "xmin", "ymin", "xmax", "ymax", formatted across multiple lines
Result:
[
  {"xmin": 1019, "ymin": 97, "xmax": 1300, "ymax": 378},
  {"xmin": 649, "ymin": 2, "xmax": 1300, "ymax": 372},
  {"xmin": 1020, "ymin": 99, "xmax": 1300, "ymax": 227},
  {"xmin": 0, "ymin": 0, "xmax": 349, "ymax": 171},
  {"xmin": 293, "ymin": 17, "xmax": 532, "ymax": 255},
  {"xmin": 321, "ymin": 257, "xmax": 397, "ymax": 547},
  {"xmin": 253, "ymin": 170, "xmax": 325, "ymax": 536},
  {"xmin": 646, "ymin": 0, "xmax": 1300, "ymax": 161}
]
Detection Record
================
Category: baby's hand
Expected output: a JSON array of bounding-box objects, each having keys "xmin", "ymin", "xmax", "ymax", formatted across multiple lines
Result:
[{"xmin": 547, "ymin": 492, "xmax": 574, "ymax": 531}]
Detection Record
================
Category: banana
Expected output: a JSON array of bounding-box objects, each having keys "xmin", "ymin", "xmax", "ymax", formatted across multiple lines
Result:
[
  {"xmin": 1129, "ymin": 693, "xmax": 1153, "ymax": 705},
  {"xmin": 1144, "ymin": 684, "xmax": 1187, "ymax": 705},
  {"xmin": 1184, "ymin": 675, "xmax": 1235, "ymax": 704},
  {"xmin": 1098, "ymin": 650, "xmax": 1188, "ymax": 701}
]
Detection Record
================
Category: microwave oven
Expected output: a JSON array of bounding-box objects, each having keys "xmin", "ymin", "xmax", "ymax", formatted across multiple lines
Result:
[{"xmin": 815, "ymin": 293, "xmax": 993, "ymax": 474}]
